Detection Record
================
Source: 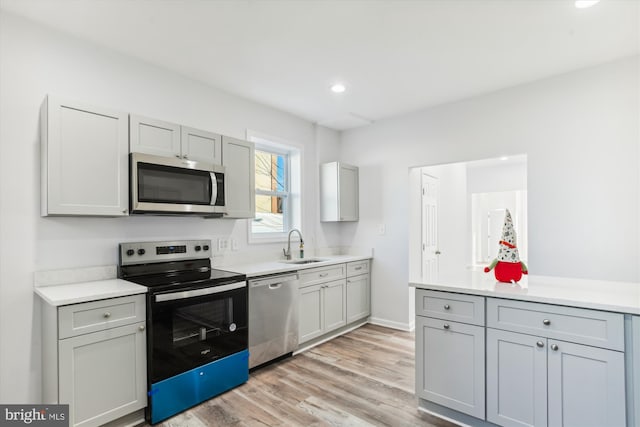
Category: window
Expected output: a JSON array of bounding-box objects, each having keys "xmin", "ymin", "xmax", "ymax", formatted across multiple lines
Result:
[
  {"xmin": 247, "ymin": 131, "xmax": 302, "ymax": 243},
  {"xmin": 253, "ymin": 148, "xmax": 290, "ymax": 234}
]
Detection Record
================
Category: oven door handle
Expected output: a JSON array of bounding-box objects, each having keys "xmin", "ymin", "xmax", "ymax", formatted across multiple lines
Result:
[{"xmin": 154, "ymin": 281, "xmax": 246, "ymax": 302}]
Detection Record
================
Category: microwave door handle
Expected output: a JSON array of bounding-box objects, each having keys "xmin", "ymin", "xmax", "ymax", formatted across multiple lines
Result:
[{"xmin": 210, "ymin": 172, "xmax": 218, "ymax": 205}]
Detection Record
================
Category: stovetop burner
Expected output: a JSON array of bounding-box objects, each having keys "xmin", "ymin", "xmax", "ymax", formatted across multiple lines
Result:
[{"xmin": 117, "ymin": 239, "xmax": 246, "ymax": 292}]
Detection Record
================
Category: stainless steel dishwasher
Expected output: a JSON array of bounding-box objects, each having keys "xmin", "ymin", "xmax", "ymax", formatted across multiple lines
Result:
[{"xmin": 248, "ymin": 272, "xmax": 299, "ymax": 369}]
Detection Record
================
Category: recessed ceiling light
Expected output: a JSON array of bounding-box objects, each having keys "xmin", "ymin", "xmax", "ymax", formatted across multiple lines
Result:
[
  {"xmin": 330, "ymin": 83, "xmax": 346, "ymax": 93},
  {"xmin": 575, "ymin": 0, "xmax": 600, "ymax": 8},
  {"xmin": 500, "ymin": 156, "xmax": 509, "ymax": 161}
]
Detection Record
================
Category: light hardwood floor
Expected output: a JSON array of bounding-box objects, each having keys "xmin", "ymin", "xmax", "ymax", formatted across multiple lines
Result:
[{"xmin": 154, "ymin": 324, "xmax": 455, "ymax": 427}]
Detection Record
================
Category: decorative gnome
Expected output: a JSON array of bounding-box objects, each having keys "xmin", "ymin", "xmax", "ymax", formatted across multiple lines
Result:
[{"xmin": 484, "ymin": 209, "xmax": 528, "ymax": 283}]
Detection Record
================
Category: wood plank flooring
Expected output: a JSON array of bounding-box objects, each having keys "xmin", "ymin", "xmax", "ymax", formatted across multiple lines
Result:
[{"xmin": 152, "ymin": 324, "xmax": 455, "ymax": 427}]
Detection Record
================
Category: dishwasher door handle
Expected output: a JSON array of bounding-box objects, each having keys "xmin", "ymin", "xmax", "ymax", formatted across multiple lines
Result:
[{"xmin": 268, "ymin": 283, "xmax": 282, "ymax": 290}]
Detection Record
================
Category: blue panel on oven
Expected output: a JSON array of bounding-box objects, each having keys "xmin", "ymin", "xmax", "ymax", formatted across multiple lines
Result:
[{"xmin": 149, "ymin": 350, "xmax": 249, "ymax": 424}]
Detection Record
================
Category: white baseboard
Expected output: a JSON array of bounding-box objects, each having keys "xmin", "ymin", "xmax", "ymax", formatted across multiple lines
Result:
[
  {"xmin": 294, "ymin": 321, "xmax": 368, "ymax": 355},
  {"xmin": 368, "ymin": 317, "xmax": 414, "ymax": 332}
]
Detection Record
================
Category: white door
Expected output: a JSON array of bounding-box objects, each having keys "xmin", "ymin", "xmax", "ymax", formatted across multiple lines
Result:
[{"xmin": 421, "ymin": 174, "xmax": 439, "ymax": 281}]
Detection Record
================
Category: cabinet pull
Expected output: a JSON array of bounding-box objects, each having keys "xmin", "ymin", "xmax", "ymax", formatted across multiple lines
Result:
[
  {"xmin": 183, "ymin": 155, "xmax": 188, "ymax": 159},
  {"xmin": 355, "ymin": 266, "xmax": 362, "ymax": 270},
  {"xmin": 319, "ymin": 273, "xmax": 329, "ymax": 277},
  {"xmin": 443, "ymin": 323, "xmax": 450, "ymax": 329},
  {"xmin": 103, "ymin": 312, "xmax": 111, "ymax": 319},
  {"xmin": 139, "ymin": 325, "xmax": 145, "ymax": 331},
  {"xmin": 542, "ymin": 319, "xmax": 551, "ymax": 326},
  {"xmin": 444, "ymin": 304, "xmax": 450, "ymax": 310},
  {"xmin": 536, "ymin": 341, "xmax": 544, "ymax": 348},
  {"xmin": 550, "ymin": 344, "xmax": 559, "ymax": 351},
  {"xmin": 175, "ymin": 155, "xmax": 181, "ymax": 158}
]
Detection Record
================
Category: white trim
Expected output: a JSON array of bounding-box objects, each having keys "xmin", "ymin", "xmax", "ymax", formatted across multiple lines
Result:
[
  {"xmin": 368, "ymin": 317, "xmax": 414, "ymax": 332},
  {"xmin": 246, "ymin": 129, "xmax": 304, "ymax": 245}
]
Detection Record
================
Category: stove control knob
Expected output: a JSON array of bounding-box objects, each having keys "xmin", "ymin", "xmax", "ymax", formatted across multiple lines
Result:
[
  {"xmin": 137, "ymin": 248, "xmax": 146, "ymax": 256},
  {"xmin": 195, "ymin": 245, "xmax": 202, "ymax": 252},
  {"xmin": 203, "ymin": 245, "xmax": 209, "ymax": 251},
  {"xmin": 126, "ymin": 249, "xmax": 135, "ymax": 256}
]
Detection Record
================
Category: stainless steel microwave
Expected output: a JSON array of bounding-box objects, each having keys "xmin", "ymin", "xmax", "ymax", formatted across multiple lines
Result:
[{"xmin": 130, "ymin": 152, "xmax": 226, "ymax": 217}]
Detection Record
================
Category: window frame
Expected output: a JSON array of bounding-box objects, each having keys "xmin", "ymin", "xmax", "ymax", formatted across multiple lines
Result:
[{"xmin": 246, "ymin": 130, "xmax": 303, "ymax": 244}]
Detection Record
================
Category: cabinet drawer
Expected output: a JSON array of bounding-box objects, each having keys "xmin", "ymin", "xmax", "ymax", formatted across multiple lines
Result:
[
  {"xmin": 58, "ymin": 294, "xmax": 145, "ymax": 339},
  {"xmin": 416, "ymin": 290, "xmax": 485, "ymax": 326},
  {"xmin": 299, "ymin": 264, "xmax": 346, "ymax": 287},
  {"xmin": 347, "ymin": 260, "xmax": 369, "ymax": 276},
  {"xmin": 487, "ymin": 298, "xmax": 624, "ymax": 351}
]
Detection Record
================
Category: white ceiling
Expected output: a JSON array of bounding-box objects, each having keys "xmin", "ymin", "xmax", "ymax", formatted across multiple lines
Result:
[{"xmin": 1, "ymin": 0, "xmax": 638, "ymax": 130}]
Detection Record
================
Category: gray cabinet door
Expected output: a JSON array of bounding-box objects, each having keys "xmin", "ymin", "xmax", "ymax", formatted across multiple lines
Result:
[
  {"xmin": 416, "ymin": 316, "xmax": 485, "ymax": 419},
  {"xmin": 486, "ymin": 328, "xmax": 547, "ymax": 427},
  {"xmin": 338, "ymin": 164, "xmax": 359, "ymax": 221},
  {"xmin": 58, "ymin": 322, "xmax": 146, "ymax": 427},
  {"xmin": 222, "ymin": 136, "xmax": 255, "ymax": 218},
  {"xmin": 323, "ymin": 279, "xmax": 347, "ymax": 332},
  {"xmin": 346, "ymin": 274, "xmax": 370, "ymax": 323},
  {"xmin": 548, "ymin": 340, "xmax": 625, "ymax": 427},
  {"xmin": 181, "ymin": 126, "xmax": 221, "ymax": 164},
  {"xmin": 299, "ymin": 284, "xmax": 324, "ymax": 344},
  {"xmin": 42, "ymin": 96, "xmax": 129, "ymax": 216},
  {"xmin": 129, "ymin": 115, "xmax": 181, "ymax": 158}
]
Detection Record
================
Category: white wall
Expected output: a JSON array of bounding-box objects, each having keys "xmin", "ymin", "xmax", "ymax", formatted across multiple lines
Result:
[
  {"xmin": 0, "ymin": 12, "xmax": 340, "ymax": 402},
  {"xmin": 340, "ymin": 56, "xmax": 639, "ymax": 329}
]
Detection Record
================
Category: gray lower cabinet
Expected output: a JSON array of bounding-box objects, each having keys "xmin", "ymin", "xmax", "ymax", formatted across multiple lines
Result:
[
  {"xmin": 299, "ymin": 279, "xmax": 346, "ymax": 344},
  {"xmin": 346, "ymin": 260, "xmax": 370, "ymax": 323},
  {"xmin": 486, "ymin": 298, "xmax": 626, "ymax": 427},
  {"xmin": 416, "ymin": 316, "xmax": 485, "ymax": 419},
  {"xmin": 42, "ymin": 294, "xmax": 147, "ymax": 427},
  {"xmin": 486, "ymin": 329, "xmax": 548, "ymax": 427},
  {"xmin": 547, "ymin": 340, "xmax": 625, "ymax": 427}
]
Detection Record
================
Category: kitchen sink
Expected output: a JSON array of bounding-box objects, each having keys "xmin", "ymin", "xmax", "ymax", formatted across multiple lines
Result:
[{"xmin": 280, "ymin": 258, "xmax": 327, "ymax": 264}]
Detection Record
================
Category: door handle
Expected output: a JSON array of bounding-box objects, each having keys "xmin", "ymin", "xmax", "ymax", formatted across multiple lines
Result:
[{"xmin": 268, "ymin": 283, "xmax": 282, "ymax": 290}]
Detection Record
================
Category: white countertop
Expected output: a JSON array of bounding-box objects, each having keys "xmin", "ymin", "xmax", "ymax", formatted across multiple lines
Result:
[
  {"xmin": 35, "ymin": 279, "xmax": 147, "ymax": 307},
  {"xmin": 410, "ymin": 269, "xmax": 640, "ymax": 315},
  {"xmin": 223, "ymin": 255, "xmax": 372, "ymax": 278}
]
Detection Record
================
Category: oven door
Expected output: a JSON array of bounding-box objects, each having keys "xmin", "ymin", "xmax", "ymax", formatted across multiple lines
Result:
[{"xmin": 148, "ymin": 281, "xmax": 247, "ymax": 384}]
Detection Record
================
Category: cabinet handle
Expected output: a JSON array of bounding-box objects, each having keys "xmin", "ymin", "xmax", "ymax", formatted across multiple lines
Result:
[
  {"xmin": 444, "ymin": 304, "xmax": 450, "ymax": 310},
  {"xmin": 139, "ymin": 325, "xmax": 145, "ymax": 331},
  {"xmin": 183, "ymin": 155, "xmax": 188, "ymax": 159},
  {"xmin": 122, "ymin": 209, "xmax": 127, "ymax": 214},
  {"xmin": 355, "ymin": 266, "xmax": 362, "ymax": 270},
  {"xmin": 319, "ymin": 273, "xmax": 329, "ymax": 277},
  {"xmin": 536, "ymin": 341, "xmax": 544, "ymax": 348},
  {"xmin": 443, "ymin": 323, "xmax": 450, "ymax": 329},
  {"xmin": 550, "ymin": 344, "xmax": 559, "ymax": 351},
  {"xmin": 542, "ymin": 319, "xmax": 551, "ymax": 326},
  {"xmin": 103, "ymin": 312, "xmax": 111, "ymax": 318},
  {"xmin": 175, "ymin": 155, "xmax": 181, "ymax": 158}
]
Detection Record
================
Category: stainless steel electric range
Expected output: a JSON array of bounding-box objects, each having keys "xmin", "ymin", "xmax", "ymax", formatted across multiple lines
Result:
[{"xmin": 118, "ymin": 240, "xmax": 248, "ymax": 424}]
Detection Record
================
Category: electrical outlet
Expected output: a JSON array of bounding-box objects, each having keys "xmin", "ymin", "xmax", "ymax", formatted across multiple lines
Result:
[
  {"xmin": 231, "ymin": 238, "xmax": 238, "ymax": 251},
  {"xmin": 218, "ymin": 238, "xmax": 229, "ymax": 251}
]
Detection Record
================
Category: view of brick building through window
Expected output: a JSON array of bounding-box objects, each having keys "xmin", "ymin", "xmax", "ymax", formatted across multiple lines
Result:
[{"xmin": 253, "ymin": 149, "xmax": 288, "ymax": 234}]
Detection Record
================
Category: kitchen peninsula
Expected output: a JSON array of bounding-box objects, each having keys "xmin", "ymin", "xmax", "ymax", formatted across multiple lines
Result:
[{"xmin": 411, "ymin": 270, "xmax": 640, "ymax": 427}]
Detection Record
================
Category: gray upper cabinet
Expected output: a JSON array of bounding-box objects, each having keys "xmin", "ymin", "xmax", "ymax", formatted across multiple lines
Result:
[
  {"xmin": 320, "ymin": 162, "xmax": 359, "ymax": 222},
  {"xmin": 221, "ymin": 136, "xmax": 255, "ymax": 218},
  {"xmin": 41, "ymin": 95, "xmax": 129, "ymax": 216},
  {"xmin": 130, "ymin": 115, "xmax": 221, "ymax": 165}
]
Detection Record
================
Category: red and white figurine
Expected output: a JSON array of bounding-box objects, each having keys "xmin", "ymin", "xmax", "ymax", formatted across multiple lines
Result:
[{"xmin": 484, "ymin": 209, "xmax": 528, "ymax": 283}]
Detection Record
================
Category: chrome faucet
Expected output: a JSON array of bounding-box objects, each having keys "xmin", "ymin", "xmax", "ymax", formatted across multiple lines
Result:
[{"xmin": 283, "ymin": 228, "xmax": 304, "ymax": 260}]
